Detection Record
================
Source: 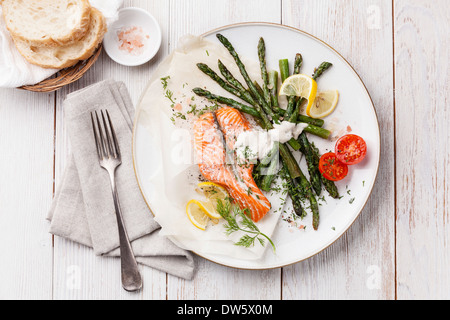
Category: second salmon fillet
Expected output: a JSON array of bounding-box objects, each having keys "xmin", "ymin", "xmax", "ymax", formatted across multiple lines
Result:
[{"xmin": 193, "ymin": 110, "xmax": 271, "ymax": 222}]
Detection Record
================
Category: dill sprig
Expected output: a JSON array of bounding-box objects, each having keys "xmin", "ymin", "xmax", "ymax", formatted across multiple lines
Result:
[{"xmin": 216, "ymin": 199, "xmax": 276, "ymax": 252}]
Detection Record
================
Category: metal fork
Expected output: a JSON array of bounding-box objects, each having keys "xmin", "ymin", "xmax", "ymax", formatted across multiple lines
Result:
[{"xmin": 91, "ymin": 110, "xmax": 142, "ymax": 292}]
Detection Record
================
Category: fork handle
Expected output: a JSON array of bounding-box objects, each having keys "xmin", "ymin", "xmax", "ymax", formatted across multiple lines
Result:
[{"xmin": 108, "ymin": 171, "xmax": 143, "ymax": 292}]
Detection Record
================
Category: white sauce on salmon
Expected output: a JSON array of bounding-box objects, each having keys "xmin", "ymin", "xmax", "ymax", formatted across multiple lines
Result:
[{"xmin": 234, "ymin": 121, "xmax": 308, "ymax": 162}]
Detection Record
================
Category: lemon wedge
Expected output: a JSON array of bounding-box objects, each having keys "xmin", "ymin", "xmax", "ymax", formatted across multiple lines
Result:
[
  {"xmin": 307, "ymin": 90, "xmax": 339, "ymax": 118},
  {"xmin": 279, "ymin": 74, "xmax": 318, "ymax": 111},
  {"xmin": 186, "ymin": 200, "xmax": 211, "ymax": 231}
]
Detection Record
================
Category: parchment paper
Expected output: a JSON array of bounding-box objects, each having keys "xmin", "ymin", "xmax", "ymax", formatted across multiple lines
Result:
[{"xmin": 136, "ymin": 35, "xmax": 288, "ymax": 260}]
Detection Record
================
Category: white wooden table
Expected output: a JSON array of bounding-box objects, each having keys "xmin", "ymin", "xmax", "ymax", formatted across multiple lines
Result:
[{"xmin": 0, "ymin": 0, "xmax": 448, "ymax": 300}]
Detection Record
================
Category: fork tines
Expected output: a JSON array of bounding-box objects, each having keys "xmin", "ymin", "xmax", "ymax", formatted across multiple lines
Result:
[{"xmin": 90, "ymin": 110, "xmax": 121, "ymax": 160}]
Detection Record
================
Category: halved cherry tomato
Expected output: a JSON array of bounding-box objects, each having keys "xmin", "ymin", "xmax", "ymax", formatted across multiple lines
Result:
[
  {"xmin": 319, "ymin": 152, "xmax": 349, "ymax": 181},
  {"xmin": 335, "ymin": 134, "xmax": 367, "ymax": 165}
]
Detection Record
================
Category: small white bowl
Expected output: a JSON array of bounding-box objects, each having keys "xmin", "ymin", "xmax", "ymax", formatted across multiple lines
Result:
[{"xmin": 103, "ymin": 7, "xmax": 162, "ymax": 67}]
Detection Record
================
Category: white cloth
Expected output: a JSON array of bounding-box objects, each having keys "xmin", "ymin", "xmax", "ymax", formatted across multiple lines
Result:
[
  {"xmin": 0, "ymin": 6, "xmax": 57, "ymax": 88},
  {"xmin": 90, "ymin": 0, "xmax": 123, "ymax": 25},
  {"xmin": 0, "ymin": 0, "xmax": 123, "ymax": 88}
]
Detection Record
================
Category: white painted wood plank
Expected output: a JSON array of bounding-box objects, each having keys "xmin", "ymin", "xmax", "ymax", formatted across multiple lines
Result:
[
  {"xmin": 169, "ymin": 257, "xmax": 281, "ymax": 300},
  {"xmin": 52, "ymin": 0, "xmax": 170, "ymax": 299},
  {"xmin": 394, "ymin": 0, "xmax": 450, "ymax": 299},
  {"xmin": 281, "ymin": 0, "xmax": 396, "ymax": 299},
  {"xmin": 169, "ymin": 0, "xmax": 282, "ymax": 39},
  {"xmin": 0, "ymin": 89, "xmax": 54, "ymax": 299},
  {"xmin": 167, "ymin": 0, "xmax": 283, "ymax": 300}
]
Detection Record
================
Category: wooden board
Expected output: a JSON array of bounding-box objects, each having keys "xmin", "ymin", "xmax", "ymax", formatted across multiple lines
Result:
[{"xmin": 0, "ymin": 0, "xmax": 448, "ymax": 300}]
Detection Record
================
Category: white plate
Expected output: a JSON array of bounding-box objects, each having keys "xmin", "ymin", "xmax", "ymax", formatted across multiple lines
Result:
[
  {"xmin": 103, "ymin": 7, "xmax": 162, "ymax": 66},
  {"xmin": 133, "ymin": 23, "xmax": 380, "ymax": 269}
]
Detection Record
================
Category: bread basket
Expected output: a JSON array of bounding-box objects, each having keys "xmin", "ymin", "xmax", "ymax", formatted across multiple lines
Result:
[{"xmin": 19, "ymin": 45, "xmax": 103, "ymax": 93}]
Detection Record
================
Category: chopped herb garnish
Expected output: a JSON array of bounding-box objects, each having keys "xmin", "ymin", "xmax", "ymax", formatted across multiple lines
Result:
[
  {"xmin": 160, "ymin": 76, "xmax": 171, "ymax": 90},
  {"xmin": 173, "ymin": 112, "xmax": 186, "ymax": 120}
]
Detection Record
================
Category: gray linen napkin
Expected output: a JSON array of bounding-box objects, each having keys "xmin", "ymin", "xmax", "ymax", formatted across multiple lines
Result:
[{"xmin": 48, "ymin": 79, "xmax": 195, "ymax": 280}]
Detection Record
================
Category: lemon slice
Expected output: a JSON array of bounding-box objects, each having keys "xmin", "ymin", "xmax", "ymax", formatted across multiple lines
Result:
[
  {"xmin": 198, "ymin": 199, "xmax": 222, "ymax": 220},
  {"xmin": 196, "ymin": 182, "xmax": 228, "ymax": 214},
  {"xmin": 279, "ymin": 74, "xmax": 318, "ymax": 110},
  {"xmin": 307, "ymin": 90, "xmax": 339, "ymax": 118},
  {"xmin": 186, "ymin": 200, "xmax": 211, "ymax": 231}
]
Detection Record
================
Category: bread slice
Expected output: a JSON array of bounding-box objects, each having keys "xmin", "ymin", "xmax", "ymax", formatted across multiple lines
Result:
[
  {"xmin": 2, "ymin": 0, "xmax": 91, "ymax": 47},
  {"xmin": 13, "ymin": 8, "xmax": 106, "ymax": 69}
]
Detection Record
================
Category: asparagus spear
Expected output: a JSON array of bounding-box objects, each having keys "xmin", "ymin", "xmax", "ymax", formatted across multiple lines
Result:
[
  {"xmin": 282, "ymin": 157, "xmax": 320, "ymax": 230},
  {"xmin": 295, "ymin": 170, "xmax": 320, "ymax": 230},
  {"xmin": 303, "ymin": 125, "xmax": 331, "ymax": 139},
  {"xmin": 254, "ymin": 81, "xmax": 264, "ymax": 98},
  {"xmin": 279, "ymin": 59, "xmax": 290, "ymax": 83},
  {"xmin": 298, "ymin": 132, "xmax": 322, "ymax": 196},
  {"xmin": 288, "ymin": 97, "xmax": 306, "ymax": 124},
  {"xmin": 307, "ymin": 181, "xmax": 320, "ymax": 230},
  {"xmin": 312, "ymin": 62, "xmax": 333, "ymax": 81},
  {"xmin": 218, "ymin": 60, "xmax": 254, "ymax": 102},
  {"xmin": 260, "ymin": 143, "xmax": 280, "ymax": 192},
  {"xmin": 285, "ymin": 54, "xmax": 304, "ymax": 119},
  {"xmin": 257, "ymin": 37, "xmax": 272, "ymax": 110},
  {"xmin": 192, "ymin": 88, "xmax": 260, "ymax": 118},
  {"xmin": 284, "ymin": 96, "xmax": 298, "ymax": 119},
  {"xmin": 252, "ymin": 162, "xmax": 262, "ymax": 188},
  {"xmin": 280, "ymin": 165, "xmax": 306, "ymax": 218},
  {"xmin": 268, "ymin": 70, "xmax": 280, "ymax": 112},
  {"xmin": 294, "ymin": 53, "xmax": 303, "ymax": 74},
  {"xmin": 260, "ymin": 158, "xmax": 280, "ymax": 192},
  {"xmin": 197, "ymin": 63, "xmax": 254, "ymax": 105},
  {"xmin": 297, "ymin": 115, "xmax": 324, "ymax": 127},
  {"xmin": 216, "ymin": 33, "xmax": 278, "ymax": 122}
]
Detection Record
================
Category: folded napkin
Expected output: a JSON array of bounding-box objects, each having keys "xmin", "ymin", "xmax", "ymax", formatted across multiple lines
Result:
[
  {"xmin": 0, "ymin": 0, "xmax": 123, "ymax": 88},
  {"xmin": 48, "ymin": 80, "xmax": 195, "ymax": 280}
]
